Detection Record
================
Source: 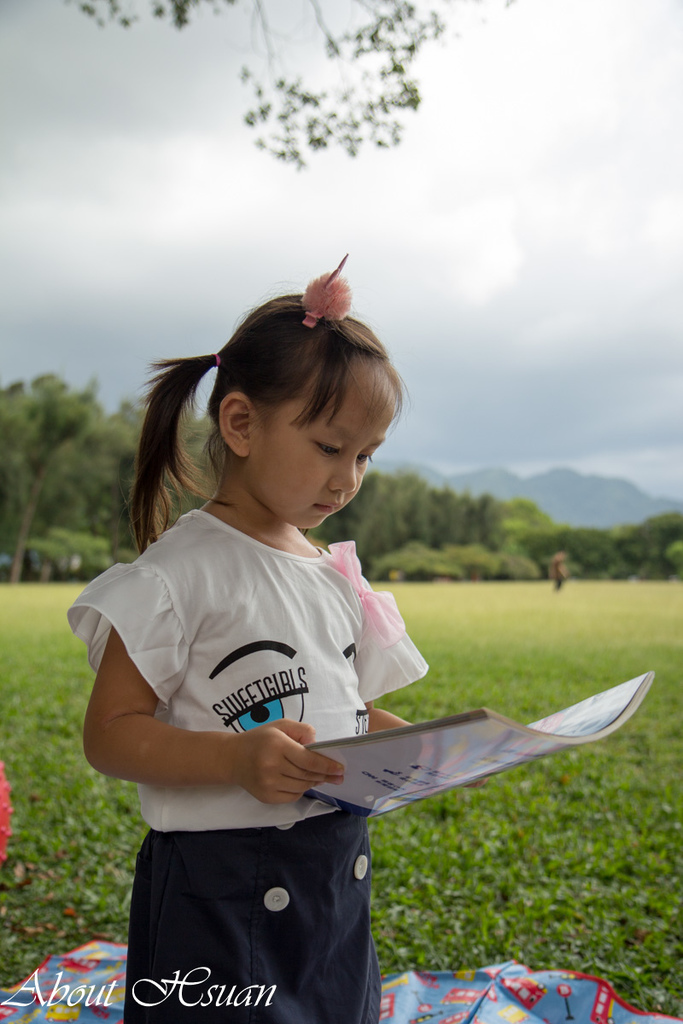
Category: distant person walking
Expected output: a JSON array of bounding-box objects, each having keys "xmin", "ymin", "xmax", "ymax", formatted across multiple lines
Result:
[{"xmin": 549, "ymin": 550, "xmax": 569, "ymax": 591}]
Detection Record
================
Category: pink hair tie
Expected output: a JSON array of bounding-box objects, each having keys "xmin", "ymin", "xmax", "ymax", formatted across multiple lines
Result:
[
  {"xmin": 302, "ymin": 254, "xmax": 352, "ymax": 328},
  {"xmin": 214, "ymin": 353, "xmax": 221, "ymax": 367}
]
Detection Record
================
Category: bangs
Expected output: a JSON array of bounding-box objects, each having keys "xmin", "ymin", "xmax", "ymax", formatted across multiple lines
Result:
[{"xmin": 294, "ymin": 327, "xmax": 404, "ymax": 428}]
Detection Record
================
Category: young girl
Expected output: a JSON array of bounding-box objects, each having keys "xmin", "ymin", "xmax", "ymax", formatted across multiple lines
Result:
[{"xmin": 68, "ymin": 257, "xmax": 428, "ymax": 1023}]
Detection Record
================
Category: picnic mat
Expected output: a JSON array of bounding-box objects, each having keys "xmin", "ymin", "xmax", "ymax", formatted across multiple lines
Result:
[{"xmin": 0, "ymin": 942, "xmax": 681, "ymax": 1023}]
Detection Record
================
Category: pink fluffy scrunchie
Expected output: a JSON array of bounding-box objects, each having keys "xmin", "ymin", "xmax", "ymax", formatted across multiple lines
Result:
[{"xmin": 302, "ymin": 254, "xmax": 352, "ymax": 327}]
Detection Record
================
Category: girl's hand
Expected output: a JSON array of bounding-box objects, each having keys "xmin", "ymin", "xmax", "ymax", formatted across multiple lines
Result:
[{"xmin": 231, "ymin": 719, "xmax": 345, "ymax": 804}]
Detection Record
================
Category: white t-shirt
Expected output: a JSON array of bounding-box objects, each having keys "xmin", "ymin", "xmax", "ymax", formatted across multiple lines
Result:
[{"xmin": 68, "ymin": 510, "xmax": 428, "ymax": 831}]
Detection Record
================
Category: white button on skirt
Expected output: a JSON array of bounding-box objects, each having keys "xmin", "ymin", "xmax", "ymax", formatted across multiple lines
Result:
[
  {"xmin": 263, "ymin": 885, "xmax": 290, "ymax": 911},
  {"xmin": 354, "ymin": 854, "xmax": 369, "ymax": 879}
]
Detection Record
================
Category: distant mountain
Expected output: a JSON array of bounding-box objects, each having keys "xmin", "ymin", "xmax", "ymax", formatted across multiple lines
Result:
[{"xmin": 373, "ymin": 463, "xmax": 683, "ymax": 528}]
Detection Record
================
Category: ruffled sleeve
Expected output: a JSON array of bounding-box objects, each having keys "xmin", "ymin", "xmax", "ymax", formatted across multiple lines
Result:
[
  {"xmin": 67, "ymin": 563, "xmax": 189, "ymax": 705},
  {"xmin": 354, "ymin": 630, "xmax": 428, "ymax": 704}
]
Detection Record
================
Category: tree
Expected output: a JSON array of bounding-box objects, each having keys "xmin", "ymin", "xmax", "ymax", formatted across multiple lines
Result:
[
  {"xmin": 0, "ymin": 384, "xmax": 28, "ymax": 557},
  {"xmin": 500, "ymin": 497, "xmax": 554, "ymax": 552},
  {"xmin": 513, "ymin": 524, "xmax": 570, "ymax": 575},
  {"xmin": 495, "ymin": 551, "xmax": 540, "ymax": 580},
  {"xmin": 69, "ymin": 0, "xmax": 499, "ymax": 168},
  {"xmin": 370, "ymin": 541, "xmax": 539, "ymax": 581},
  {"xmin": 639, "ymin": 513, "xmax": 683, "ymax": 578},
  {"xmin": 561, "ymin": 527, "xmax": 617, "ymax": 579},
  {"xmin": 370, "ymin": 540, "xmax": 465, "ymax": 581},
  {"xmin": 666, "ymin": 540, "xmax": 683, "ymax": 578},
  {"xmin": 51, "ymin": 399, "xmax": 142, "ymax": 562},
  {"xmin": 27, "ymin": 527, "xmax": 113, "ymax": 582},
  {"xmin": 1, "ymin": 392, "xmax": 143, "ymax": 578},
  {"xmin": 441, "ymin": 542, "xmax": 499, "ymax": 580},
  {"xmin": 610, "ymin": 523, "xmax": 648, "ymax": 578},
  {"xmin": 428, "ymin": 485, "xmax": 470, "ymax": 545},
  {"xmin": 3, "ymin": 376, "xmax": 98, "ymax": 583},
  {"xmin": 464, "ymin": 493, "xmax": 504, "ymax": 549},
  {"xmin": 317, "ymin": 470, "xmax": 435, "ymax": 563}
]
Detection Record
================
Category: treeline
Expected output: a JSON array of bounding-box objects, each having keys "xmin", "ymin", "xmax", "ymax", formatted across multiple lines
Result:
[
  {"xmin": 314, "ymin": 471, "xmax": 683, "ymax": 581},
  {"xmin": 2, "ymin": 375, "xmax": 683, "ymax": 583}
]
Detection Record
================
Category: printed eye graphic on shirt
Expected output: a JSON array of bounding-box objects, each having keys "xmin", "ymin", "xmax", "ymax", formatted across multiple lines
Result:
[{"xmin": 210, "ymin": 640, "xmax": 309, "ymax": 733}]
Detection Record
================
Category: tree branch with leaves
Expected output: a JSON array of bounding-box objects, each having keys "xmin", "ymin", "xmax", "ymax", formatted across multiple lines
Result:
[{"xmin": 67, "ymin": 0, "xmax": 490, "ymax": 167}]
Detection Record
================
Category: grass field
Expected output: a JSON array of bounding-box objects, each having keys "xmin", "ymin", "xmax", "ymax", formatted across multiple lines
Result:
[{"xmin": 0, "ymin": 581, "xmax": 681, "ymax": 1014}]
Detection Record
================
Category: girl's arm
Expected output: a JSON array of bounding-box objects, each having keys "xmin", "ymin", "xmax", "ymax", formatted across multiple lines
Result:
[
  {"xmin": 365, "ymin": 701, "xmax": 410, "ymax": 732},
  {"xmin": 83, "ymin": 628, "xmax": 345, "ymax": 804}
]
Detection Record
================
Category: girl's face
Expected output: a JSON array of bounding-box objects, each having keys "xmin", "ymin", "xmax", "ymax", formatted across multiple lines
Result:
[{"xmin": 224, "ymin": 365, "xmax": 395, "ymax": 534}]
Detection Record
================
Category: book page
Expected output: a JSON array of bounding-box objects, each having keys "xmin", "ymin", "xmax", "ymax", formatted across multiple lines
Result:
[{"xmin": 307, "ymin": 672, "xmax": 653, "ymax": 817}]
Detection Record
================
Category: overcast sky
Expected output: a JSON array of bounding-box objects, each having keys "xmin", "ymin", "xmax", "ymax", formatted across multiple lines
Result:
[{"xmin": 2, "ymin": 0, "xmax": 682, "ymax": 499}]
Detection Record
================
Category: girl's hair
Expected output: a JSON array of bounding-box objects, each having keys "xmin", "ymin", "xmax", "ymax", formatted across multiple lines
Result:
[{"xmin": 130, "ymin": 294, "xmax": 404, "ymax": 551}]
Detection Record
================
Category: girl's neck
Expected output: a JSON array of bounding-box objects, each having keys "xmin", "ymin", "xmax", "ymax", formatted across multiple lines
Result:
[{"xmin": 202, "ymin": 499, "xmax": 320, "ymax": 558}]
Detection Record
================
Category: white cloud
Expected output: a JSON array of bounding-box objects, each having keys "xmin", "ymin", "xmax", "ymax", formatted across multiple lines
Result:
[
  {"xmin": 644, "ymin": 193, "xmax": 683, "ymax": 257},
  {"xmin": 407, "ymin": 194, "xmax": 524, "ymax": 305}
]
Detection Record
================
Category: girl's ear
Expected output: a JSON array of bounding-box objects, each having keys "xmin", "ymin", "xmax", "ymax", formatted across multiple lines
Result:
[{"xmin": 218, "ymin": 393, "xmax": 255, "ymax": 457}]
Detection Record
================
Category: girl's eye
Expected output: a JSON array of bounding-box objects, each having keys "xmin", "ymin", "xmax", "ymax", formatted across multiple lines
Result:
[{"xmin": 317, "ymin": 444, "xmax": 373, "ymax": 463}]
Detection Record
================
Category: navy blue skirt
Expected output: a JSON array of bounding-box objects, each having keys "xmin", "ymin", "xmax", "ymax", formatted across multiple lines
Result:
[{"xmin": 124, "ymin": 811, "xmax": 380, "ymax": 1023}]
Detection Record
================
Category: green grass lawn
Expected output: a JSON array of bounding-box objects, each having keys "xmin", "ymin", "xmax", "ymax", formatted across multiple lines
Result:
[{"xmin": 1, "ymin": 581, "xmax": 681, "ymax": 1015}]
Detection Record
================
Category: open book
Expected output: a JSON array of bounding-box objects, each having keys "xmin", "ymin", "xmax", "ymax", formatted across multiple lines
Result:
[{"xmin": 306, "ymin": 672, "xmax": 653, "ymax": 817}]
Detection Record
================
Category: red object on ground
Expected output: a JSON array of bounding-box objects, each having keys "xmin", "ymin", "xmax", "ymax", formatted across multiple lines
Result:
[{"xmin": 0, "ymin": 760, "xmax": 13, "ymax": 864}]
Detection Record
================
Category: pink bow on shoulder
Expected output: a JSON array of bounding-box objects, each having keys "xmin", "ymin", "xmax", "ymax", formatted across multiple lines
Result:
[{"xmin": 327, "ymin": 541, "xmax": 406, "ymax": 649}]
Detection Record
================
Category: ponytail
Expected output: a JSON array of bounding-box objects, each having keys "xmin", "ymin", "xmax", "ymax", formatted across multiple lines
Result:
[{"xmin": 130, "ymin": 353, "xmax": 217, "ymax": 551}]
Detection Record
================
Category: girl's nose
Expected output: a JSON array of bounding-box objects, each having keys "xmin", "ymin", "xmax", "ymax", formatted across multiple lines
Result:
[{"xmin": 328, "ymin": 460, "xmax": 360, "ymax": 495}]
